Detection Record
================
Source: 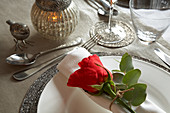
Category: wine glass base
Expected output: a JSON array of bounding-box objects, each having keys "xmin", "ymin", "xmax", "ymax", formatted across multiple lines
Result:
[
  {"xmin": 138, "ymin": 39, "xmax": 156, "ymax": 45},
  {"xmin": 90, "ymin": 20, "xmax": 135, "ymax": 48}
]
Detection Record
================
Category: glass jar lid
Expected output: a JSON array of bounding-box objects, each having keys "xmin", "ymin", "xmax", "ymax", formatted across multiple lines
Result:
[{"xmin": 36, "ymin": 0, "xmax": 71, "ymax": 11}]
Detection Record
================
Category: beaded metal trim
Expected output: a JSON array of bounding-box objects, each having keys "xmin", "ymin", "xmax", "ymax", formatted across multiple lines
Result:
[{"xmin": 19, "ymin": 52, "xmax": 170, "ymax": 113}]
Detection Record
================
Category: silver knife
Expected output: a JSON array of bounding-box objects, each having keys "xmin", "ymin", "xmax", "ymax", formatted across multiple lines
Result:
[
  {"xmin": 13, "ymin": 53, "xmax": 67, "ymax": 80},
  {"xmin": 154, "ymin": 48, "xmax": 170, "ymax": 67}
]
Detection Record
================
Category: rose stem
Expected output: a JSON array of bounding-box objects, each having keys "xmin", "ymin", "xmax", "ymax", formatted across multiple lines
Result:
[{"xmin": 103, "ymin": 83, "xmax": 135, "ymax": 113}]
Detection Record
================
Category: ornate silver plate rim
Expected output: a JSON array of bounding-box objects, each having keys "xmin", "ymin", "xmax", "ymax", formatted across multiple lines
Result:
[{"xmin": 19, "ymin": 52, "xmax": 170, "ymax": 113}]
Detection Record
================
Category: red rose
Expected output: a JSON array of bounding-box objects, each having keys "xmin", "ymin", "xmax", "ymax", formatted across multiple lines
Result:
[
  {"xmin": 78, "ymin": 54, "xmax": 111, "ymax": 83},
  {"xmin": 67, "ymin": 54, "xmax": 112, "ymax": 93}
]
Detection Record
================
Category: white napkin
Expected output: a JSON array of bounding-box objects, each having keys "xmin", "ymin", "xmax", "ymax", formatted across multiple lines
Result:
[
  {"xmin": 57, "ymin": 47, "xmax": 91, "ymax": 77},
  {"xmin": 57, "ymin": 47, "xmax": 166, "ymax": 113}
]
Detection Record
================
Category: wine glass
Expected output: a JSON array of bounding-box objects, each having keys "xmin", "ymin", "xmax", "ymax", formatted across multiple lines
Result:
[
  {"xmin": 90, "ymin": 0, "xmax": 134, "ymax": 46},
  {"xmin": 129, "ymin": 0, "xmax": 170, "ymax": 45}
]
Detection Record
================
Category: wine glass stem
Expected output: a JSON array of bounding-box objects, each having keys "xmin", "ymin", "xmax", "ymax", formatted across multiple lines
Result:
[{"xmin": 108, "ymin": 5, "xmax": 113, "ymax": 31}]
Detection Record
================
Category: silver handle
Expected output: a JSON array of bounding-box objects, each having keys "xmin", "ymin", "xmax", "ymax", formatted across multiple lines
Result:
[
  {"xmin": 154, "ymin": 48, "xmax": 170, "ymax": 67},
  {"xmin": 98, "ymin": 0, "xmax": 110, "ymax": 10},
  {"xmin": 89, "ymin": 0, "xmax": 103, "ymax": 8},
  {"xmin": 37, "ymin": 37, "xmax": 82, "ymax": 56},
  {"xmin": 13, "ymin": 53, "xmax": 67, "ymax": 80}
]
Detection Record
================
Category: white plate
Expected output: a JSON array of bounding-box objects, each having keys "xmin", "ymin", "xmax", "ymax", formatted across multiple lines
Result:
[{"xmin": 37, "ymin": 56, "xmax": 170, "ymax": 113}]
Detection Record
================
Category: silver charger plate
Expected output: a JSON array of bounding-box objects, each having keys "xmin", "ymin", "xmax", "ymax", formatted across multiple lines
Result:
[{"xmin": 19, "ymin": 52, "xmax": 170, "ymax": 113}]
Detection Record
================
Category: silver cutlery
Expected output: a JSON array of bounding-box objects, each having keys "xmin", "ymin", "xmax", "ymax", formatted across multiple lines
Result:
[
  {"xmin": 13, "ymin": 34, "xmax": 101, "ymax": 80},
  {"xmin": 97, "ymin": 0, "xmax": 110, "ymax": 10},
  {"xmin": 154, "ymin": 48, "xmax": 170, "ymax": 67},
  {"xmin": 88, "ymin": 0, "xmax": 118, "ymax": 16},
  {"xmin": 6, "ymin": 37, "xmax": 82, "ymax": 66},
  {"xmin": 13, "ymin": 53, "xmax": 67, "ymax": 80},
  {"xmin": 98, "ymin": 0, "xmax": 118, "ymax": 15}
]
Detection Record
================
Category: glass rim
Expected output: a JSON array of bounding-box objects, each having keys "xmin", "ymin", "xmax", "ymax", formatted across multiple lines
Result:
[{"xmin": 129, "ymin": 0, "xmax": 170, "ymax": 20}]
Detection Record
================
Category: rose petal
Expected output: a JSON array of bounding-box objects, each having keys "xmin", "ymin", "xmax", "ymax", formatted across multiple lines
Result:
[
  {"xmin": 78, "ymin": 54, "xmax": 103, "ymax": 68},
  {"xmin": 78, "ymin": 54, "xmax": 112, "ymax": 83},
  {"xmin": 67, "ymin": 67, "xmax": 99, "ymax": 93}
]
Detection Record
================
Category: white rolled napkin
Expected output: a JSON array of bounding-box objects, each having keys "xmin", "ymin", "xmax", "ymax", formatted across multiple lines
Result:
[
  {"xmin": 57, "ymin": 47, "xmax": 166, "ymax": 113},
  {"xmin": 57, "ymin": 47, "xmax": 91, "ymax": 77}
]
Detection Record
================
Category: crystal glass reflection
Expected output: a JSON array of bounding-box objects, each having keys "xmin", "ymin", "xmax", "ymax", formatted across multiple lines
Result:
[
  {"xmin": 90, "ymin": 0, "xmax": 134, "ymax": 45},
  {"xmin": 96, "ymin": 0, "xmax": 125, "ymax": 44},
  {"xmin": 129, "ymin": 0, "xmax": 170, "ymax": 45}
]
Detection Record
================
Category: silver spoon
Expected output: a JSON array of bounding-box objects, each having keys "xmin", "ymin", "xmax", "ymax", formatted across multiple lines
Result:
[{"xmin": 6, "ymin": 37, "xmax": 82, "ymax": 65}]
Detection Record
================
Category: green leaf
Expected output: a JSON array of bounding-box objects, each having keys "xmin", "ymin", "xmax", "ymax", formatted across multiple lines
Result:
[
  {"xmin": 112, "ymin": 70, "xmax": 122, "ymax": 73},
  {"xmin": 123, "ymin": 83, "xmax": 147, "ymax": 106},
  {"xmin": 123, "ymin": 69, "xmax": 141, "ymax": 87},
  {"xmin": 109, "ymin": 80, "xmax": 115, "ymax": 86},
  {"xmin": 113, "ymin": 73, "xmax": 124, "ymax": 83},
  {"xmin": 91, "ymin": 84, "xmax": 103, "ymax": 90},
  {"xmin": 120, "ymin": 53, "xmax": 134, "ymax": 73},
  {"xmin": 88, "ymin": 89, "xmax": 103, "ymax": 96},
  {"xmin": 103, "ymin": 83, "xmax": 135, "ymax": 113},
  {"xmin": 103, "ymin": 82, "xmax": 116, "ymax": 98},
  {"xmin": 122, "ymin": 89, "xmax": 133, "ymax": 101},
  {"xmin": 115, "ymin": 83, "xmax": 127, "ymax": 90},
  {"xmin": 122, "ymin": 53, "xmax": 129, "ymax": 59}
]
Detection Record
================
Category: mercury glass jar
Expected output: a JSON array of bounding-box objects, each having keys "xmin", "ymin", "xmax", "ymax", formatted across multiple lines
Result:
[{"xmin": 31, "ymin": 0, "xmax": 79, "ymax": 40}]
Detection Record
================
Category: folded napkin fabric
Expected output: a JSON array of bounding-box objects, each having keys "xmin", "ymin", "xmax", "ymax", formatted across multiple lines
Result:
[
  {"xmin": 57, "ymin": 47, "xmax": 91, "ymax": 78},
  {"xmin": 57, "ymin": 47, "xmax": 166, "ymax": 113}
]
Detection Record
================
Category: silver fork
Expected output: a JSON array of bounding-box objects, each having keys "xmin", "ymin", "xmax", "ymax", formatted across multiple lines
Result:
[
  {"xmin": 13, "ymin": 34, "xmax": 101, "ymax": 80},
  {"xmin": 81, "ymin": 34, "xmax": 100, "ymax": 50}
]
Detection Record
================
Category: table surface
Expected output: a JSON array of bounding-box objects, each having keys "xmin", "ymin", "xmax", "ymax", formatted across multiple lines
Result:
[{"xmin": 0, "ymin": 0, "xmax": 170, "ymax": 113}]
